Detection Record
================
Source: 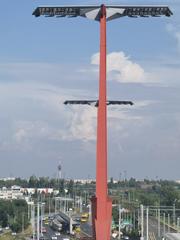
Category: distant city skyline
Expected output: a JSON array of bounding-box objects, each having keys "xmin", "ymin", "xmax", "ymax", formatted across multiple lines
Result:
[{"xmin": 0, "ymin": 0, "xmax": 179, "ymax": 179}]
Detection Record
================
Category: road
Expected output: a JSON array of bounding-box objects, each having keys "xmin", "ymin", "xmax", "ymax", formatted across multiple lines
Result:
[
  {"xmin": 145, "ymin": 216, "xmax": 177, "ymax": 239},
  {"xmin": 165, "ymin": 233, "xmax": 180, "ymax": 240},
  {"xmin": 43, "ymin": 225, "xmax": 69, "ymax": 240},
  {"xmin": 28, "ymin": 216, "xmax": 71, "ymax": 240},
  {"xmin": 80, "ymin": 222, "xmax": 92, "ymax": 237}
]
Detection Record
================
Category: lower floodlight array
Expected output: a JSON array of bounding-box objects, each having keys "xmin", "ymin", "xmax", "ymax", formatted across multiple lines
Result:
[{"xmin": 64, "ymin": 100, "xmax": 133, "ymax": 107}]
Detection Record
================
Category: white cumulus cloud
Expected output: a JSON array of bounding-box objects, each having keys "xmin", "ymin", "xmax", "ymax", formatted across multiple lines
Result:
[{"xmin": 91, "ymin": 51, "xmax": 145, "ymax": 83}]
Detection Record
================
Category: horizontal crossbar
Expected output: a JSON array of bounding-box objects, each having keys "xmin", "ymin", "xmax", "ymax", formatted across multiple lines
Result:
[
  {"xmin": 64, "ymin": 100, "xmax": 133, "ymax": 107},
  {"xmin": 33, "ymin": 5, "xmax": 172, "ymax": 21}
]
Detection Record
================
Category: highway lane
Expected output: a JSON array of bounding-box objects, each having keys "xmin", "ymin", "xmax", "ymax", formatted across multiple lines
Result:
[
  {"xmin": 45, "ymin": 226, "xmax": 58, "ymax": 239},
  {"xmin": 44, "ymin": 225, "xmax": 70, "ymax": 240},
  {"xmin": 145, "ymin": 216, "xmax": 176, "ymax": 239},
  {"xmin": 80, "ymin": 222, "xmax": 92, "ymax": 237},
  {"xmin": 165, "ymin": 233, "xmax": 180, "ymax": 240}
]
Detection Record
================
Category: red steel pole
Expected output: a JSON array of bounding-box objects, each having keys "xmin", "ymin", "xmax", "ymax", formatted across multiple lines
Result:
[
  {"xmin": 94, "ymin": 5, "xmax": 112, "ymax": 240},
  {"xmin": 96, "ymin": 4, "xmax": 107, "ymax": 204}
]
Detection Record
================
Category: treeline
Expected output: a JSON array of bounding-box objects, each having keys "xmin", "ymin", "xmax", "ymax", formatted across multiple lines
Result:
[
  {"xmin": 0, "ymin": 176, "xmax": 56, "ymax": 188},
  {"xmin": 137, "ymin": 182, "xmax": 180, "ymax": 207},
  {"xmin": 0, "ymin": 199, "xmax": 28, "ymax": 232},
  {"xmin": 0, "ymin": 176, "xmax": 93, "ymax": 197},
  {"xmin": 1, "ymin": 176, "xmax": 180, "ymax": 207},
  {"xmin": 108, "ymin": 177, "xmax": 180, "ymax": 189},
  {"xmin": 0, "ymin": 176, "xmax": 77, "ymax": 190},
  {"xmin": 1, "ymin": 176, "xmax": 180, "ymax": 189}
]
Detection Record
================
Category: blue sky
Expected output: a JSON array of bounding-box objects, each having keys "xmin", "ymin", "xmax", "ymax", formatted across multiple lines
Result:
[{"xmin": 0, "ymin": 0, "xmax": 180, "ymax": 180}]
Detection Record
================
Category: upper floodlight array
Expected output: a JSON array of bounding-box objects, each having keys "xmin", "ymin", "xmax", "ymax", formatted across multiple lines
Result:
[{"xmin": 33, "ymin": 5, "xmax": 172, "ymax": 21}]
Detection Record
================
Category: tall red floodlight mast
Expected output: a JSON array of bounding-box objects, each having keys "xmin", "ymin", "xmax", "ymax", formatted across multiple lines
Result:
[
  {"xmin": 95, "ymin": 5, "xmax": 111, "ymax": 240},
  {"xmin": 33, "ymin": 4, "xmax": 172, "ymax": 240}
]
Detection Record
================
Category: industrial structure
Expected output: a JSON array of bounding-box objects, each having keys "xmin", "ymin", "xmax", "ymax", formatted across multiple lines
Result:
[
  {"xmin": 33, "ymin": 4, "xmax": 172, "ymax": 240},
  {"xmin": 57, "ymin": 161, "xmax": 62, "ymax": 181}
]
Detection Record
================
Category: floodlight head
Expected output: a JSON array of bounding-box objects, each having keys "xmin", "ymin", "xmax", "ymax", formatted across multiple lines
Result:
[
  {"xmin": 33, "ymin": 5, "xmax": 172, "ymax": 21},
  {"xmin": 64, "ymin": 100, "xmax": 134, "ymax": 107}
]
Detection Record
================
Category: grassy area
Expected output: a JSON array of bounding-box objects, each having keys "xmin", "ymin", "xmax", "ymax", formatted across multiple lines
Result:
[
  {"xmin": 0, "ymin": 232, "xmax": 24, "ymax": 240},
  {"xmin": 0, "ymin": 225, "xmax": 32, "ymax": 240}
]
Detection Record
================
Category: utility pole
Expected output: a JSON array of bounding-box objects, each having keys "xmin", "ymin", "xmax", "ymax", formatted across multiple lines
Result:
[
  {"xmin": 80, "ymin": 196, "xmax": 82, "ymax": 213},
  {"xmin": 146, "ymin": 207, "xmax": 149, "ymax": 240},
  {"xmin": 118, "ymin": 204, "xmax": 121, "ymax": 240},
  {"xmin": 60, "ymin": 198, "xmax": 62, "ymax": 212},
  {"xmin": 140, "ymin": 205, "xmax": 144, "ymax": 240},
  {"xmin": 55, "ymin": 198, "xmax": 57, "ymax": 214},
  {"xmin": 168, "ymin": 213, "xmax": 170, "ymax": 233},
  {"xmin": 22, "ymin": 213, "xmax": 24, "ymax": 234},
  {"xmin": 37, "ymin": 203, "xmax": 40, "ymax": 240},
  {"xmin": 63, "ymin": 197, "xmax": 66, "ymax": 213},
  {"xmin": 158, "ymin": 208, "xmax": 161, "ymax": 239},
  {"xmin": 173, "ymin": 203, "xmax": 176, "ymax": 227},
  {"xmin": 66, "ymin": 199, "xmax": 69, "ymax": 212},
  {"xmin": 41, "ymin": 203, "xmax": 44, "ymax": 236},
  {"xmin": 28, "ymin": 203, "xmax": 30, "ymax": 220},
  {"xmin": 64, "ymin": 189, "xmax": 68, "ymax": 213},
  {"xmin": 163, "ymin": 212, "xmax": 166, "ymax": 236},
  {"xmin": 177, "ymin": 217, "xmax": 180, "ymax": 233},
  {"xmin": 133, "ymin": 210, "xmax": 136, "ymax": 229},
  {"xmin": 49, "ymin": 195, "xmax": 51, "ymax": 216},
  {"xmin": 138, "ymin": 208, "xmax": 140, "ymax": 230},
  {"xmin": 31, "ymin": 203, "xmax": 35, "ymax": 240}
]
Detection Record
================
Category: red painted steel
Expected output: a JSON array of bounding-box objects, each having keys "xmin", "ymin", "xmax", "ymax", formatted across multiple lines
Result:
[{"xmin": 91, "ymin": 5, "xmax": 112, "ymax": 240}]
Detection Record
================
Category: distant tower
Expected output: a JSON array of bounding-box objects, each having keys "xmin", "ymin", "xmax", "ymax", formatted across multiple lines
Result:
[{"xmin": 57, "ymin": 162, "xmax": 62, "ymax": 181}]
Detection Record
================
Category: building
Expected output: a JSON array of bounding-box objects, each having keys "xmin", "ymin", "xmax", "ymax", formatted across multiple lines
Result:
[{"xmin": 0, "ymin": 186, "xmax": 23, "ymax": 200}]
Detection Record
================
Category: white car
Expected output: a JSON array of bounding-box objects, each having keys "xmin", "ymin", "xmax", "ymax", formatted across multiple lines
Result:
[
  {"xmin": 51, "ymin": 236, "xmax": 57, "ymax": 240},
  {"xmin": 55, "ymin": 232, "xmax": 60, "ymax": 236}
]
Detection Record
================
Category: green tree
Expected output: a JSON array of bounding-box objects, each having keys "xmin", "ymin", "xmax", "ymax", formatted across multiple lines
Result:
[
  {"xmin": 67, "ymin": 180, "xmax": 74, "ymax": 196},
  {"xmin": 59, "ymin": 179, "xmax": 65, "ymax": 195},
  {"xmin": 28, "ymin": 175, "xmax": 38, "ymax": 188}
]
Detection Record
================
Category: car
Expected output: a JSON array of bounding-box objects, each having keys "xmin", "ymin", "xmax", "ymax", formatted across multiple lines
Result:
[
  {"xmin": 11, "ymin": 232, "xmax": 17, "ymax": 236},
  {"xmin": 75, "ymin": 217, "xmax": 81, "ymax": 222},
  {"xmin": 51, "ymin": 236, "xmax": 57, "ymax": 240},
  {"xmin": 41, "ymin": 227, "xmax": 47, "ymax": 233},
  {"xmin": 40, "ymin": 237, "xmax": 45, "ymax": 240},
  {"xmin": 74, "ymin": 226, "xmax": 81, "ymax": 233},
  {"xmin": 122, "ymin": 236, "xmax": 129, "ymax": 240},
  {"xmin": 55, "ymin": 232, "xmax": 60, "ymax": 236}
]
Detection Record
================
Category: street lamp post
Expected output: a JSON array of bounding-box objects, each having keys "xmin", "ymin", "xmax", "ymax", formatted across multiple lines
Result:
[
  {"xmin": 31, "ymin": 203, "xmax": 35, "ymax": 240},
  {"xmin": 40, "ymin": 203, "xmax": 45, "ymax": 236},
  {"xmin": 146, "ymin": 207, "xmax": 149, "ymax": 240},
  {"xmin": 173, "ymin": 203, "xmax": 176, "ymax": 227},
  {"xmin": 33, "ymin": 4, "xmax": 172, "ymax": 240},
  {"xmin": 64, "ymin": 189, "xmax": 68, "ymax": 213},
  {"xmin": 168, "ymin": 213, "xmax": 170, "ymax": 233},
  {"xmin": 158, "ymin": 208, "xmax": 161, "ymax": 239},
  {"xmin": 48, "ymin": 195, "xmax": 51, "ymax": 216},
  {"xmin": 55, "ymin": 197, "xmax": 57, "ymax": 214},
  {"xmin": 37, "ymin": 203, "xmax": 40, "ymax": 240},
  {"xmin": 140, "ymin": 204, "xmax": 144, "ymax": 240},
  {"xmin": 163, "ymin": 212, "xmax": 166, "ymax": 236},
  {"xmin": 118, "ymin": 204, "xmax": 121, "ymax": 240},
  {"xmin": 177, "ymin": 217, "xmax": 180, "ymax": 233}
]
